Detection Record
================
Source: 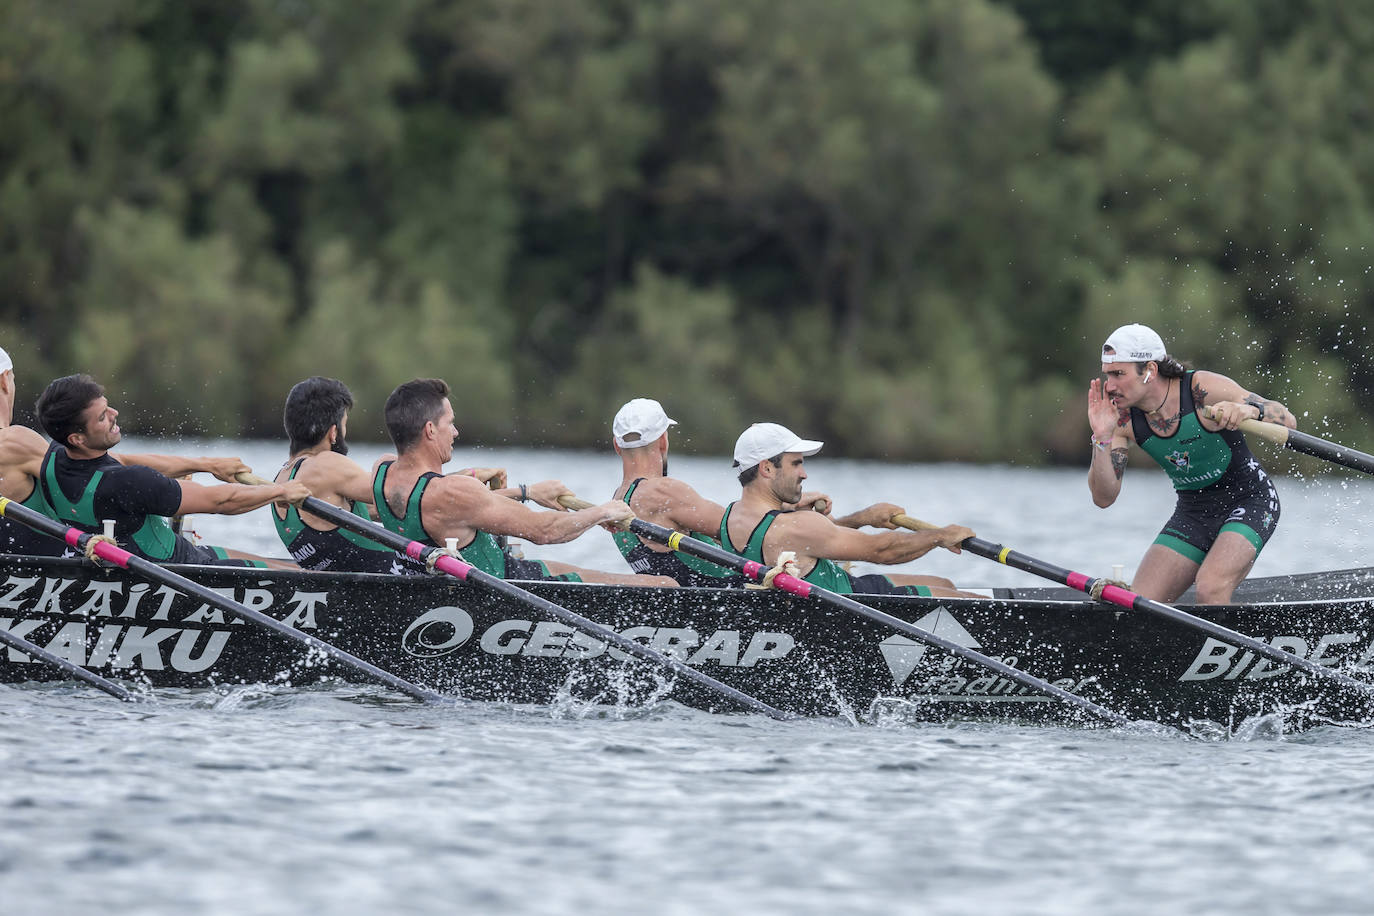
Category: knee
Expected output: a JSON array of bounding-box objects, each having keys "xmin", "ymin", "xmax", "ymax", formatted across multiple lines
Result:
[{"xmin": 1193, "ymin": 576, "xmax": 1235, "ymax": 605}]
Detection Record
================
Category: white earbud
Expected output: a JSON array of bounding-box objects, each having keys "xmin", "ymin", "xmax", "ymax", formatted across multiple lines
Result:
[{"xmin": 1143, "ymin": 370, "xmax": 1152, "ymax": 383}]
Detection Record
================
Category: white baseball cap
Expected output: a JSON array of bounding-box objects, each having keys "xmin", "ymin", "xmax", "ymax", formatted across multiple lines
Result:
[
  {"xmin": 0, "ymin": 347, "xmax": 11, "ymax": 374},
  {"xmin": 732, "ymin": 422, "xmax": 823, "ymax": 469},
  {"xmin": 1102, "ymin": 324, "xmax": 1167, "ymax": 363},
  {"xmin": 613, "ymin": 398, "xmax": 677, "ymax": 448}
]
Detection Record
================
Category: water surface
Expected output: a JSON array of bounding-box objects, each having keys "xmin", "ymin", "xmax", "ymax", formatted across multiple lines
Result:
[{"xmin": 4, "ymin": 443, "xmax": 1373, "ymax": 914}]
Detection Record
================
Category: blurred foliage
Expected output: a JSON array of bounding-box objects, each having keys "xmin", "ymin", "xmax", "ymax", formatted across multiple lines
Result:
[{"xmin": 2, "ymin": 0, "xmax": 1373, "ymax": 462}]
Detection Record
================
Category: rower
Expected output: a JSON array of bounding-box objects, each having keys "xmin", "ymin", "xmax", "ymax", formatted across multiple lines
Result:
[
  {"xmin": 721, "ymin": 422, "xmax": 975, "ymax": 597},
  {"xmin": 34, "ymin": 374, "xmax": 309, "ymax": 568},
  {"xmin": 271, "ymin": 377, "xmax": 412, "ymax": 573},
  {"xmin": 1088, "ymin": 323, "xmax": 1292, "ymax": 603},
  {"xmin": 609, "ymin": 398, "xmax": 741, "ymax": 588},
  {"xmin": 374, "ymin": 378, "xmax": 674, "ymax": 585},
  {"xmin": 0, "ymin": 352, "xmax": 259, "ymax": 559}
]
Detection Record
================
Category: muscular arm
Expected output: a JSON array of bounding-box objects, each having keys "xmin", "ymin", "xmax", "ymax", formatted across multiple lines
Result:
[
  {"xmin": 422, "ymin": 476, "xmax": 630, "ymax": 546},
  {"xmin": 1192, "ymin": 370, "xmax": 1297, "ymax": 431},
  {"xmin": 1087, "ymin": 378, "xmax": 1132, "ymax": 507},
  {"xmin": 832, "ymin": 502, "xmax": 905, "ymax": 530},
  {"xmin": 766, "ymin": 511, "xmax": 972, "ymax": 567},
  {"xmin": 176, "ymin": 479, "xmax": 309, "ymax": 516},
  {"xmin": 117, "ymin": 453, "xmax": 250, "ymax": 482},
  {"xmin": 292, "ymin": 452, "xmax": 376, "ymax": 527},
  {"xmin": 633, "ymin": 478, "xmax": 727, "ymax": 537}
]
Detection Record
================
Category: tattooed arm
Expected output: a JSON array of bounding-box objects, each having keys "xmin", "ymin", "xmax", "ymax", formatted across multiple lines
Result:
[{"xmin": 1193, "ymin": 370, "xmax": 1297, "ymax": 431}]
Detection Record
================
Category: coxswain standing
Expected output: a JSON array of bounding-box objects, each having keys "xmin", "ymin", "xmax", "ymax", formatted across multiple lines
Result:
[{"xmin": 1087, "ymin": 324, "xmax": 1295, "ymax": 603}]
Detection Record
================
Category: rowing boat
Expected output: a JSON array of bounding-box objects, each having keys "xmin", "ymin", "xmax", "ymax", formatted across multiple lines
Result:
[{"xmin": 2, "ymin": 554, "xmax": 1372, "ymax": 726}]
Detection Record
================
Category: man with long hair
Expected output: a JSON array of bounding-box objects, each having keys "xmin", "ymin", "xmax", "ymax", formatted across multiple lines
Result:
[{"xmin": 1087, "ymin": 324, "xmax": 1295, "ymax": 603}]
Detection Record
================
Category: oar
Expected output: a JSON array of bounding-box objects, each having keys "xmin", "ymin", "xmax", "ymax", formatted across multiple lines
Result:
[
  {"xmin": 237, "ymin": 473, "xmax": 792, "ymax": 721},
  {"xmin": 1222, "ymin": 414, "xmax": 1374, "ymax": 476},
  {"xmin": 558, "ymin": 496, "xmax": 1134, "ymax": 727},
  {"xmin": 0, "ymin": 626, "xmax": 138, "ymax": 701},
  {"xmin": 0, "ymin": 496, "xmax": 449, "ymax": 705},
  {"xmin": 892, "ymin": 514, "xmax": 1374, "ymax": 697}
]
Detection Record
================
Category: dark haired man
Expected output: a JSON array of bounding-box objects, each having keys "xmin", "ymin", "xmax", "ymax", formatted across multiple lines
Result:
[
  {"xmin": 720, "ymin": 423, "xmax": 975, "ymax": 597},
  {"xmin": 1087, "ymin": 323, "xmax": 1295, "ymax": 603},
  {"xmin": 271, "ymin": 377, "xmax": 407, "ymax": 572},
  {"xmin": 374, "ymin": 378, "xmax": 674, "ymax": 585},
  {"xmin": 35, "ymin": 374, "xmax": 308, "ymax": 567},
  {"xmin": 0, "ymin": 351, "xmax": 251, "ymax": 557}
]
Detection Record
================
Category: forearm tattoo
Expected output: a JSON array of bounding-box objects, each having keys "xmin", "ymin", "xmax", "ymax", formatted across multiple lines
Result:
[
  {"xmin": 1244, "ymin": 393, "xmax": 1289, "ymax": 423},
  {"xmin": 1110, "ymin": 447, "xmax": 1128, "ymax": 480}
]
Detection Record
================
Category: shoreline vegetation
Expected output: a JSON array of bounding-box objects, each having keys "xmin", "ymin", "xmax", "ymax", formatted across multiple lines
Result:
[{"xmin": 3, "ymin": 0, "xmax": 1370, "ymax": 465}]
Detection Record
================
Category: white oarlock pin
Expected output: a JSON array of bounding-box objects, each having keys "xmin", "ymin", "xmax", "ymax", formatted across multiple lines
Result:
[{"xmin": 103, "ymin": 519, "xmax": 116, "ymax": 540}]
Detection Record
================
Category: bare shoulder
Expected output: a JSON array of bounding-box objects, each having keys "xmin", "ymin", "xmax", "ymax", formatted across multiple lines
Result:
[
  {"xmin": 1113, "ymin": 406, "xmax": 1136, "ymax": 440},
  {"xmin": 1190, "ymin": 369, "xmax": 1244, "ymax": 406},
  {"xmin": 426, "ymin": 471, "xmax": 488, "ymax": 504},
  {"xmin": 304, "ymin": 450, "xmax": 359, "ymax": 474},
  {"xmin": 772, "ymin": 507, "xmax": 834, "ymax": 538},
  {"xmin": 637, "ymin": 476, "xmax": 699, "ymax": 504},
  {"xmin": 299, "ymin": 451, "xmax": 368, "ymax": 484},
  {"xmin": 0, "ymin": 425, "xmax": 48, "ymax": 466}
]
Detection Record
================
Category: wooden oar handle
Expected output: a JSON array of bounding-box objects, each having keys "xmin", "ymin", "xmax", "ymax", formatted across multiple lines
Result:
[
  {"xmin": 557, "ymin": 494, "xmax": 596, "ymax": 511},
  {"xmin": 558, "ymin": 493, "xmax": 636, "ymax": 532},
  {"xmin": 1199, "ymin": 406, "xmax": 1291, "ymax": 446},
  {"xmin": 237, "ymin": 471, "xmax": 273, "ymax": 486},
  {"xmin": 890, "ymin": 513, "xmax": 938, "ymax": 531}
]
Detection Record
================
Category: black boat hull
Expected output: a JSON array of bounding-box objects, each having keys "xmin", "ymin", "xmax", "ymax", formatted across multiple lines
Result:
[{"xmin": 3, "ymin": 556, "xmax": 1373, "ymax": 726}]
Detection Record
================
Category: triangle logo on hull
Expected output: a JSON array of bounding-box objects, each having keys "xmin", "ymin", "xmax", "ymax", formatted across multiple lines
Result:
[{"xmin": 880, "ymin": 608, "xmax": 981, "ymax": 686}]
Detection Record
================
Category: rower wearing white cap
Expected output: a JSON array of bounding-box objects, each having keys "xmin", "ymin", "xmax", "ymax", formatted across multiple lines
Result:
[
  {"xmin": 1088, "ymin": 323, "xmax": 1295, "ymax": 603},
  {"xmin": 609, "ymin": 398, "xmax": 742, "ymax": 588},
  {"xmin": 720, "ymin": 422, "xmax": 976, "ymax": 598}
]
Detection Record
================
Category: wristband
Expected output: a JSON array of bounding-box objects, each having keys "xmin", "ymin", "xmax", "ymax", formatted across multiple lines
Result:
[
  {"xmin": 519, "ymin": 484, "xmax": 528, "ymax": 503},
  {"xmin": 1091, "ymin": 436, "xmax": 1111, "ymax": 452}
]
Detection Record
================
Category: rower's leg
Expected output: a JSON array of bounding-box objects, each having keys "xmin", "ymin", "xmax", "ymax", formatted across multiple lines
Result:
[
  {"xmin": 887, "ymin": 573, "xmax": 956, "ymax": 590},
  {"xmin": 542, "ymin": 560, "xmax": 678, "ymax": 588},
  {"xmin": 1130, "ymin": 544, "xmax": 1200, "ymax": 602},
  {"xmin": 884, "ymin": 573, "xmax": 983, "ymax": 600},
  {"xmin": 1192, "ymin": 531, "xmax": 1259, "ymax": 604},
  {"xmin": 215, "ymin": 547, "xmax": 299, "ymax": 571}
]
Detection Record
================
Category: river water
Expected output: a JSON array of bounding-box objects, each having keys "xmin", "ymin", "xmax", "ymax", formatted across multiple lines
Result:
[{"xmin": 4, "ymin": 440, "xmax": 1374, "ymax": 915}]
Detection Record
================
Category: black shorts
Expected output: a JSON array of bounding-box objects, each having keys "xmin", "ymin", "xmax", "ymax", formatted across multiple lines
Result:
[
  {"xmin": 848, "ymin": 573, "xmax": 932, "ymax": 597},
  {"xmin": 1155, "ymin": 478, "xmax": 1280, "ymax": 563},
  {"xmin": 504, "ymin": 555, "xmax": 582, "ymax": 583},
  {"xmin": 169, "ymin": 538, "xmax": 267, "ymax": 568}
]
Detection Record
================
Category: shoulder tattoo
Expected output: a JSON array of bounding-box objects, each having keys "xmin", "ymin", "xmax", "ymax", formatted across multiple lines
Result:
[{"xmin": 1191, "ymin": 378, "xmax": 1209, "ymax": 404}]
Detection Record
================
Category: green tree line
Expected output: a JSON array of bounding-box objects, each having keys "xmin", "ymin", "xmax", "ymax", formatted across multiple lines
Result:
[{"xmin": 2, "ymin": 0, "xmax": 1372, "ymax": 461}]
